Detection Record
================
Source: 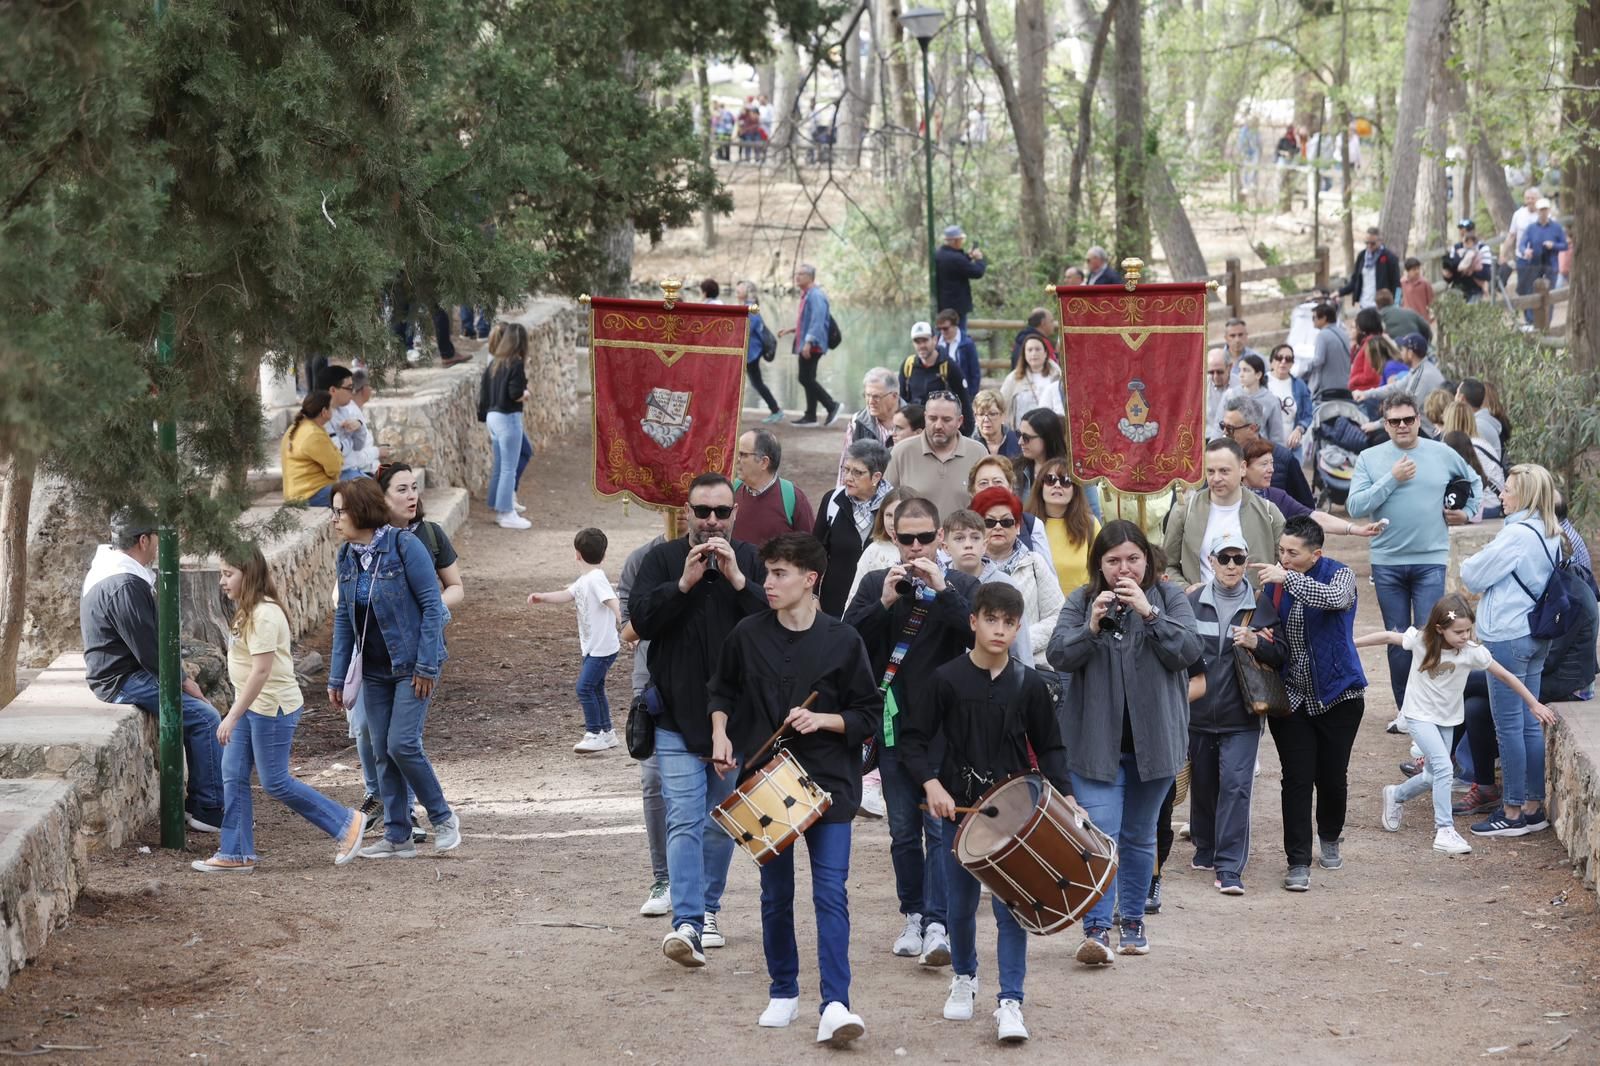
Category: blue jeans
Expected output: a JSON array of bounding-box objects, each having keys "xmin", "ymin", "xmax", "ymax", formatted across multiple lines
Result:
[
  {"xmin": 941, "ymin": 818, "xmax": 1027, "ymax": 1004},
  {"xmin": 761, "ymin": 820, "xmax": 852, "ymax": 1011},
  {"xmin": 576, "ymin": 653, "xmax": 617, "ymax": 733},
  {"xmin": 485, "ymin": 411, "xmax": 522, "ymax": 514},
  {"xmin": 877, "ymin": 743, "xmax": 946, "ymax": 929},
  {"xmin": 305, "ymin": 483, "xmax": 336, "ymax": 508},
  {"xmin": 362, "ymin": 673, "xmax": 452, "ymax": 843},
  {"xmin": 1396, "ymin": 718, "xmax": 1456, "ymax": 827},
  {"xmin": 349, "ymin": 689, "xmax": 414, "ymax": 811},
  {"xmin": 655, "ymin": 727, "xmax": 740, "ymax": 931},
  {"xmin": 113, "ymin": 669, "xmax": 224, "ymax": 824},
  {"xmin": 1071, "ymin": 754, "xmax": 1174, "ymax": 930},
  {"xmin": 1484, "ymin": 635, "xmax": 1551, "ymax": 807},
  {"xmin": 219, "ymin": 708, "xmax": 354, "ymax": 861},
  {"xmin": 515, "ymin": 430, "xmax": 534, "ymax": 490},
  {"xmin": 1371, "ymin": 563, "xmax": 1446, "ymax": 707},
  {"xmin": 459, "ymin": 305, "xmax": 490, "ymax": 338}
]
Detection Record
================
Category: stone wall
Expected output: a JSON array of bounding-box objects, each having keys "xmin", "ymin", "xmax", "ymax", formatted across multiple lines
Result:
[
  {"xmin": 0, "ymin": 779, "xmax": 83, "ymax": 990},
  {"xmin": 1548, "ymin": 702, "xmax": 1600, "ymax": 891}
]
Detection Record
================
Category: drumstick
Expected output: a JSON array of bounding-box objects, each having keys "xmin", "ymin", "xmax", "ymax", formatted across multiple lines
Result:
[
  {"xmin": 919, "ymin": 803, "xmax": 1000, "ymax": 817},
  {"xmin": 747, "ymin": 692, "xmax": 819, "ymax": 766}
]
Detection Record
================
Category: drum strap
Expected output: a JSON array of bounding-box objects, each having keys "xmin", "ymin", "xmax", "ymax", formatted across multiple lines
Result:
[{"xmin": 878, "ymin": 589, "xmax": 934, "ymax": 746}]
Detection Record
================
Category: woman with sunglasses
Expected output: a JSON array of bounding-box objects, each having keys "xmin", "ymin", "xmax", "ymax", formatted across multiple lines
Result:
[
  {"xmin": 1264, "ymin": 344, "xmax": 1313, "ymax": 458},
  {"xmin": 1025, "ymin": 458, "xmax": 1099, "ymax": 596},
  {"xmin": 972, "ymin": 487, "xmax": 1064, "ymax": 668},
  {"xmin": 1221, "ymin": 353, "xmax": 1287, "ymax": 447},
  {"xmin": 1014, "ymin": 409, "xmax": 1065, "ymax": 503},
  {"xmin": 968, "ymin": 456, "xmax": 1054, "ymax": 576}
]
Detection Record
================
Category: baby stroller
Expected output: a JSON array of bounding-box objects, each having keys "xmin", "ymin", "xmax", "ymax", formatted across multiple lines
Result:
[{"xmin": 1309, "ymin": 388, "xmax": 1377, "ymax": 511}]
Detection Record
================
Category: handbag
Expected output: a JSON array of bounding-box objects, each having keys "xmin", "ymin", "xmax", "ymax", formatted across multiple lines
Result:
[
  {"xmin": 625, "ymin": 684, "xmax": 663, "ymax": 760},
  {"xmin": 1230, "ymin": 610, "xmax": 1291, "ymax": 718},
  {"xmin": 342, "ymin": 573, "xmax": 373, "ymax": 707}
]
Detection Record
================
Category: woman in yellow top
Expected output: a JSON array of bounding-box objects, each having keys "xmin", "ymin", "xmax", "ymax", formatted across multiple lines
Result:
[
  {"xmin": 1025, "ymin": 456, "xmax": 1100, "ymax": 596},
  {"xmin": 191, "ymin": 544, "xmax": 363, "ymax": 873},
  {"xmin": 280, "ymin": 390, "xmax": 345, "ymax": 506}
]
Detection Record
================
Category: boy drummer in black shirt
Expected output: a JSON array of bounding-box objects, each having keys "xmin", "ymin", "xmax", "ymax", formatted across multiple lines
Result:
[
  {"xmin": 901, "ymin": 582, "xmax": 1069, "ymax": 1046},
  {"xmin": 708, "ymin": 533, "xmax": 882, "ymax": 1049}
]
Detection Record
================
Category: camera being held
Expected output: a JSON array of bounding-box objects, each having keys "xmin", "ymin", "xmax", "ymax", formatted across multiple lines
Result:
[{"xmin": 1100, "ymin": 601, "xmax": 1129, "ymax": 639}]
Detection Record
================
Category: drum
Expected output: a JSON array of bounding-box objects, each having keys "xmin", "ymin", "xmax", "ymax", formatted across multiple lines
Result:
[
  {"xmin": 953, "ymin": 774, "xmax": 1118, "ymax": 935},
  {"xmin": 711, "ymin": 749, "xmax": 832, "ymax": 866}
]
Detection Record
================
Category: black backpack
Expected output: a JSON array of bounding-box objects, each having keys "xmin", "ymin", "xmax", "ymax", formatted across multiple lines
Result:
[
  {"xmin": 826, "ymin": 312, "xmax": 842, "ymax": 349},
  {"xmin": 758, "ymin": 321, "xmax": 778, "ymax": 362},
  {"xmin": 1510, "ymin": 524, "xmax": 1576, "ymax": 639}
]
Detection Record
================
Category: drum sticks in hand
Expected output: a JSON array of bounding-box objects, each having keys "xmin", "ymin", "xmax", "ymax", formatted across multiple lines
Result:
[{"xmin": 748, "ymin": 692, "xmax": 819, "ymax": 766}]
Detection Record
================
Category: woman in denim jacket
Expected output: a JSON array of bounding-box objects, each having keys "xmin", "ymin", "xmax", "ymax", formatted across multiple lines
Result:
[{"xmin": 328, "ymin": 478, "xmax": 461, "ymax": 858}]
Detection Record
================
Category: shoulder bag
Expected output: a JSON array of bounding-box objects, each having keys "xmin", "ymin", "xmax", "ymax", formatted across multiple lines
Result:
[{"xmin": 1230, "ymin": 609, "xmax": 1291, "ymax": 718}]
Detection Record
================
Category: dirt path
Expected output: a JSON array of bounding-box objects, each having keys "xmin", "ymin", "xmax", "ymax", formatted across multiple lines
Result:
[{"xmin": 2, "ymin": 418, "xmax": 1596, "ymax": 1065}]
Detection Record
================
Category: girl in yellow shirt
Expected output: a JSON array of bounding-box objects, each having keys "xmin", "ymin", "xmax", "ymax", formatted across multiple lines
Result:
[{"xmin": 1025, "ymin": 457, "xmax": 1099, "ymax": 598}]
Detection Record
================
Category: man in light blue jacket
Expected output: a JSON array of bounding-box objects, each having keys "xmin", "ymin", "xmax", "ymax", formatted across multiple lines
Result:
[{"xmin": 779, "ymin": 263, "xmax": 841, "ymax": 427}]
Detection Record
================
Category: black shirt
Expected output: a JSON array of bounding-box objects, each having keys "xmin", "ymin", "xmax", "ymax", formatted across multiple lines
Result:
[
  {"xmin": 900, "ymin": 655, "xmax": 1070, "ymax": 809},
  {"xmin": 707, "ymin": 611, "xmax": 882, "ymax": 821},
  {"xmin": 629, "ymin": 536, "xmax": 768, "ymax": 754}
]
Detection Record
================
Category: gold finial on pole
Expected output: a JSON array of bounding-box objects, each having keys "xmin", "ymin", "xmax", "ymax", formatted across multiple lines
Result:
[
  {"xmin": 1121, "ymin": 258, "xmax": 1144, "ymax": 291},
  {"xmin": 578, "ymin": 293, "xmax": 592, "ymax": 305},
  {"xmin": 661, "ymin": 277, "xmax": 684, "ymax": 308}
]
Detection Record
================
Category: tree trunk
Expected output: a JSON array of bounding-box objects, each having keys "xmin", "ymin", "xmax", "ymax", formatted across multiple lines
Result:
[
  {"xmin": 1066, "ymin": 3, "xmax": 1115, "ymax": 249},
  {"xmin": 0, "ymin": 450, "xmax": 36, "ymax": 708},
  {"xmin": 770, "ymin": 39, "xmax": 804, "ymax": 166},
  {"xmin": 1377, "ymin": 0, "xmax": 1453, "ymax": 257},
  {"xmin": 695, "ymin": 59, "xmax": 716, "ymax": 249},
  {"xmin": 1148, "ymin": 153, "xmax": 1209, "ymax": 280},
  {"xmin": 972, "ymin": 0, "xmax": 1056, "ymax": 260},
  {"xmin": 1568, "ymin": 0, "xmax": 1599, "ymax": 374},
  {"xmin": 1192, "ymin": 0, "xmax": 1263, "ymax": 160},
  {"xmin": 1337, "ymin": 0, "xmax": 1355, "ymax": 273},
  {"xmin": 842, "ymin": 7, "xmax": 869, "ymax": 167},
  {"xmin": 1111, "ymin": 0, "xmax": 1150, "ymax": 263},
  {"xmin": 1415, "ymin": 81, "xmax": 1452, "ymax": 259}
]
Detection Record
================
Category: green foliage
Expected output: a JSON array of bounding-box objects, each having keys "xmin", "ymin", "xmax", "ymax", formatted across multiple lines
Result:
[{"xmin": 1434, "ymin": 292, "xmax": 1600, "ymax": 523}]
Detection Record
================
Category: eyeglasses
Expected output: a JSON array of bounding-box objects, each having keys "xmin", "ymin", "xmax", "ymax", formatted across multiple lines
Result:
[
  {"xmin": 895, "ymin": 530, "xmax": 938, "ymax": 546},
  {"xmin": 864, "ymin": 391, "xmax": 891, "ymax": 403},
  {"xmin": 1041, "ymin": 473, "xmax": 1072, "ymax": 487},
  {"xmin": 1384, "ymin": 415, "xmax": 1418, "ymax": 428},
  {"xmin": 736, "ymin": 451, "xmax": 757, "ymax": 460},
  {"xmin": 926, "ymin": 390, "xmax": 960, "ymax": 404},
  {"xmin": 842, "ymin": 465, "xmax": 872, "ymax": 479},
  {"xmin": 330, "ymin": 507, "xmax": 345, "ymax": 518},
  {"xmin": 1207, "ymin": 368, "xmax": 1229, "ymax": 377},
  {"xmin": 983, "ymin": 516, "xmax": 1018, "ymax": 529},
  {"xmin": 690, "ymin": 504, "xmax": 734, "ymax": 519},
  {"xmin": 1215, "ymin": 551, "xmax": 1248, "ymax": 567},
  {"xmin": 1220, "ymin": 422, "xmax": 1249, "ymax": 436}
]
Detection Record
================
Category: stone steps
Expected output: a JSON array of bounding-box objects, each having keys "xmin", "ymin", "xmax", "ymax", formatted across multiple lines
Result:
[
  {"xmin": 0, "ymin": 779, "xmax": 83, "ymax": 991},
  {"xmin": 1548, "ymin": 702, "xmax": 1600, "ymax": 891}
]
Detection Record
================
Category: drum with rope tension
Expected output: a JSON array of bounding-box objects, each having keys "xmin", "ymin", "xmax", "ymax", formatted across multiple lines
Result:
[{"xmin": 711, "ymin": 748, "xmax": 832, "ymax": 865}]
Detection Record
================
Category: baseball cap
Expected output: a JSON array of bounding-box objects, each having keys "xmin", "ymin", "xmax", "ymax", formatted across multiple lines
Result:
[
  {"xmin": 910, "ymin": 321, "xmax": 934, "ymax": 339},
  {"xmin": 1208, "ymin": 530, "xmax": 1249, "ymax": 557},
  {"xmin": 1535, "ymin": 197, "xmax": 1552, "ymax": 210},
  {"xmin": 110, "ymin": 506, "xmax": 158, "ymax": 542},
  {"xmin": 1398, "ymin": 333, "xmax": 1428, "ymax": 355},
  {"xmin": 943, "ymin": 225, "xmax": 965, "ymax": 240}
]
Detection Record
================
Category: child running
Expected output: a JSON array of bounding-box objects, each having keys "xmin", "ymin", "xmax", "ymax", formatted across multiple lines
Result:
[
  {"xmin": 899, "ymin": 582, "xmax": 1070, "ymax": 1045},
  {"xmin": 1355, "ymin": 593, "xmax": 1555, "ymax": 854},
  {"xmin": 527, "ymin": 527, "xmax": 622, "ymax": 753}
]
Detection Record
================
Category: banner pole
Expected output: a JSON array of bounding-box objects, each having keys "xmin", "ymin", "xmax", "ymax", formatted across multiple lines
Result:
[
  {"xmin": 664, "ymin": 508, "xmax": 680, "ymax": 540},
  {"xmin": 1137, "ymin": 495, "xmax": 1147, "ymax": 531}
]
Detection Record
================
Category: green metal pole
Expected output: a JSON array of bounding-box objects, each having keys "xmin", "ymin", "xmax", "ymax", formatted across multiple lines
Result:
[
  {"xmin": 920, "ymin": 39, "xmax": 937, "ymax": 322},
  {"xmin": 156, "ymin": 311, "xmax": 184, "ymax": 849}
]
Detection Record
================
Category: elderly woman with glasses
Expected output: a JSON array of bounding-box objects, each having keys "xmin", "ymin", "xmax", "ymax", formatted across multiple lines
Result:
[
  {"xmin": 839, "ymin": 367, "xmax": 902, "ymax": 483},
  {"xmin": 969, "ymin": 389, "xmax": 1022, "ymax": 458},
  {"xmin": 1265, "ymin": 344, "xmax": 1313, "ymax": 457},
  {"xmin": 968, "ymin": 455, "xmax": 1054, "ymax": 575},
  {"xmin": 972, "ymin": 486, "xmax": 1063, "ymax": 668},
  {"xmin": 816, "ymin": 440, "xmax": 894, "ymax": 616}
]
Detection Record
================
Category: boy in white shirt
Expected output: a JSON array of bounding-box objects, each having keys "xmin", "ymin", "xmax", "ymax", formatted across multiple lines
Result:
[{"xmin": 528, "ymin": 528, "xmax": 623, "ymax": 753}]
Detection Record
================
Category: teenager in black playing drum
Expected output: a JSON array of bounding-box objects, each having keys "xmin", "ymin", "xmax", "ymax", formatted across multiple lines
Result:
[
  {"xmin": 707, "ymin": 533, "xmax": 882, "ymax": 1049},
  {"xmin": 902, "ymin": 582, "xmax": 1069, "ymax": 1046}
]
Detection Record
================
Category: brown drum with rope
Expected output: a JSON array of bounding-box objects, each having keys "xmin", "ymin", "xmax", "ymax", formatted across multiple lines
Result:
[
  {"xmin": 711, "ymin": 749, "xmax": 832, "ymax": 866},
  {"xmin": 952, "ymin": 773, "xmax": 1118, "ymax": 935}
]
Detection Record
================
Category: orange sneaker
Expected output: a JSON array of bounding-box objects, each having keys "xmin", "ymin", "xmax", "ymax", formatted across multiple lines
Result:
[
  {"xmin": 190, "ymin": 855, "xmax": 255, "ymax": 874},
  {"xmin": 334, "ymin": 810, "xmax": 364, "ymax": 865}
]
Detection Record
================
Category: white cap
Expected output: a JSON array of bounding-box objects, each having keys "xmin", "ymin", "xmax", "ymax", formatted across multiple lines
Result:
[
  {"xmin": 1536, "ymin": 197, "xmax": 1552, "ymax": 210},
  {"xmin": 910, "ymin": 321, "xmax": 933, "ymax": 339}
]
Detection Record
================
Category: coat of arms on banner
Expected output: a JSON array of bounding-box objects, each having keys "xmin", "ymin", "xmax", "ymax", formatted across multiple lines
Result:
[{"xmin": 641, "ymin": 387, "xmax": 694, "ymax": 449}]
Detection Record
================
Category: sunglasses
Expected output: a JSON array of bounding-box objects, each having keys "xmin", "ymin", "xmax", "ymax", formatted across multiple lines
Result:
[
  {"xmin": 1017, "ymin": 431, "xmax": 1038, "ymax": 443},
  {"xmin": 1215, "ymin": 551, "xmax": 1248, "ymax": 567},
  {"xmin": 926, "ymin": 390, "xmax": 961, "ymax": 405},
  {"xmin": 1041, "ymin": 473, "xmax": 1072, "ymax": 487},
  {"xmin": 895, "ymin": 531, "xmax": 938, "ymax": 546},
  {"xmin": 690, "ymin": 504, "xmax": 734, "ymax": 519},
  {"xmin": 1272, "ymin": 354, "xmax": 1294, "ymax": 363},
  {"xmin": 1384, "ymin": 415, "xmax": 1418, "ymax": 428},
  {"xmin": 983, "ymin": 516, "xmax": 1018, "ymax": 529},
  {"xmin": 1220, "ymin": 423, "xmax": 1248, "ymax": 435}
]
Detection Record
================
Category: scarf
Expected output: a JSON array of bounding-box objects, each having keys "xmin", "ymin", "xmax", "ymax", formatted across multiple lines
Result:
[
  {"xmin": 880, "ymin": 583, "xmax": 937, "ymax": 746},
  {"xmin": 350, "ymin": 525, "xmax": 392, "ymax": 605},
  {"xmin": 851, "ymin": 480, "xmax": 891, "ymax": 541},
  {"xmin": 985, "ymin": 539, "xmax": 1033, "ymax": 578}
]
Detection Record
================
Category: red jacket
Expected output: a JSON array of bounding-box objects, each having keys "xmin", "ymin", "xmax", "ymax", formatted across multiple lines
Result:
[{"xmin": 1346, "ymin": 340, "xmax": 1381, "ymax": 390}]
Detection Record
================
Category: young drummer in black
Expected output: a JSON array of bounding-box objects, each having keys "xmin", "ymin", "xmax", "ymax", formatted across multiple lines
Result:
[
  {"xmin": 900, "ymin": 582, "xmax": 1070, "ymax": 1046},
  {"xmin": 708, "ymin": 533, "xmax": 883, "ymax": 1049}
]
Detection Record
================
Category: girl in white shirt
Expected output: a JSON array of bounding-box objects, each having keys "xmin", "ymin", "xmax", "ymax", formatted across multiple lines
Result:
[
  {"xmin": 1356, "ymin": 594, "xmax": 1553, "ymax": 855},
  {"xmin": 1000, "ymin": 336, "xmax": 1065, "ymax": 429}
]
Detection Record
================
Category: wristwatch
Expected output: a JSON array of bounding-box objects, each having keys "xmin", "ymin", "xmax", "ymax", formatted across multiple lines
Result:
[{"xmin": 1141, "ymin": 605, "xmax": 1161, "ymax": 622}]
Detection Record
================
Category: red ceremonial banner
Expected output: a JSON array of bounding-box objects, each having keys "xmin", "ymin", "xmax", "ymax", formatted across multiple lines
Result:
[
  {"xmin": 1053, "ymin": 281, "xmax": 1209, "ymax": 496},
  {"xmin": 589, "ymin": 294, "xmax": 750, "ymax": 509}
]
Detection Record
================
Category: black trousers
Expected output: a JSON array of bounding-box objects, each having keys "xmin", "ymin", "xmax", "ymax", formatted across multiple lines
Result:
[
  {"xmin": 745, "ymin": 359, "xmax": 781, "ymax": 414},
  {"xmin": 1267, "ymin": 697, "xmax": 1364, "ymax": 867},
  {"xmin": 1463, "ymin": 670, "xmax": 1497, "ymax": 787},
  {"xmin": 1154, "ymin": 782, "xmax": 1175, "ymax": 876},
  {"xmin": 797, "ymin": 352, "xmax": 835, "ymax": 419}
]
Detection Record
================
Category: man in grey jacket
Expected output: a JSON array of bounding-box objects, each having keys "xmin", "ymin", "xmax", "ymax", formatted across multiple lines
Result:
[
  {"xmin": 79, "ymin": 507, "xmax": 224, "ymax": 832},
  {"xmin": 1303, "ymin": 302, "xmax": 1351, "ymax": 398}
]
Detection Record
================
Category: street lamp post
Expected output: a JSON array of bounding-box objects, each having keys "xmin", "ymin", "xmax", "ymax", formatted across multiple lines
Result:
[{"xmin": 899, "ymin": 7, "xmax": 944, "ymax": 321}]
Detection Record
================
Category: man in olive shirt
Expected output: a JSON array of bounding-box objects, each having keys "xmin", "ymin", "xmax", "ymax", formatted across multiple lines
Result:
[{"xmin": 883, "ymin": 393, "xmax": 985, "ymax": 522}]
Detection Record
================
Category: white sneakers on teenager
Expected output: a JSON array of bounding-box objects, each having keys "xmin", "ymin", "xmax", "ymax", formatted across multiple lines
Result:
[
  {"xmin": 496, "ymin": 512, "xmax": 532, "ymax": 529},
  {"xmin": 919, "ymin": 922, "xmax": 951, "ymax": 967},
  {"xmin": 759, "ymin": 997, "xmax": 800, "ymax": 1028},
  {"xmin": 574, "ymin": 731, "xmax": 618, "ymax": 753},
  {"xmin": 943, "ymin": 975, "xmax": 978, "ymax": 1020},
  {"xmin": 816, "ymin": 1002, "xmax": 864, "ymax": 1047},
  {"xmin": 1434, "ymin": 826, "xmax": 1473, "ymax": 854},
  {"xmin": 1380, "ymin": 784, "xmax": 1403, "ymax": 832},
  {"xmin": 995, "ymin": 999, "xmax": 1029, "ymax": 1043},
  {"xmin": 892, "ymin": 913, "xmax": 924, "ymax": 957}
]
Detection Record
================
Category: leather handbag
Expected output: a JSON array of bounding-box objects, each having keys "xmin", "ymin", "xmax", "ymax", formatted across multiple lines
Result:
[
  {"xmin": 1230, "ymin": 610, "xmax": 1290, "ymax": 718},
  {"xmin": 625, "ymin": 684, "xmax": 662, "ymax": 760}
]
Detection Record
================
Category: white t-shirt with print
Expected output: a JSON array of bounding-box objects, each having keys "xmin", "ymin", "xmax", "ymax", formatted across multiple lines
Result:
[
  {"xmin": 1399, "ymin": 626, "xmax": 1494, "ymax": 726},
  {"xmin": 569, "ymin": 569, "xmax": 621, "ymax": 658}
]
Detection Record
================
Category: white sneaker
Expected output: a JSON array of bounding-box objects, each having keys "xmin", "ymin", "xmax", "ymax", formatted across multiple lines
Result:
[
  {"xmin": 598, "ymin": 730, "xmax": 620, "ymax": 750},
  {"xmin": 892, "ymin": 913, "xmax": 923, "ymax": 957},
  {"xmin": 816, "ymin": 1001, "xmax": 864, "ymax": 1047},
  {"xmin": 759, "ymin": 997, "xmax": 799, "ymax": 1028},
  {"xmin": 858, "ymin": 782, "xmax": 886, "ymax": 818},
  {"xmin": 432, "ymin": 813, "xmax": 462, "ymax": 853},
  {"xmin": 639, "ymin": 879, "xmax": 670, "ymax": 916},
  {"xmin": 919, "ymin": 922, "xmax": 951, "ymax": 967},
  {"xmin": 701, "ymin": 911, "xmax": 725, "ymax": 948},
  {"xmin": 496, "ymin": 511, "xmax": 532, "ymax": 529},
  {"xmin": 574, "ymin": 732, "xmax": 607, "ymax": 753},
  {"xmin": 513, "ymin": 502, "xmax": 527, "ymax": 513},
  {"xmin": 1433, "ymin": 826, "xmax": 1473, "ymax": 855},
  {"xmin": 995, "ymin": 999, "xmax": 1029, "ymax": 1044},
  {"xmin": 185, "ymin": 814, "xmax": 221, "ymax": 834},
  {"xmin": 943, "ymin": 975, "xmax": 978, "ymax": 1020},
  {"xmin": 1380, "ymin": 784, "xmax": 1403, "ymax": 832}
]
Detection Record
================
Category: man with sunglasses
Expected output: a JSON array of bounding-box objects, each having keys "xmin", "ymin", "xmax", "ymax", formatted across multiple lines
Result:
[
  {"xmin": 1337, "ymin": 227, "xmax": 1400, "ymax": 309},
  {"xmin": 884, "ymin": 392, "xmax": 986, "ymax": 523},
  {"xmin": 1218, "ymin": 396, "xmax": 1313, "ymax": 508},
  {"xmin": 630, "ymin": 473, "xmax": 770, "ymax": 968},
  {"xmin": 1347, "ymin": 396, "xmax": 1482, "ymax": 709},
  {"xmin": 844, "ymin": 497, "xmax": 980, "ymax": 971}
]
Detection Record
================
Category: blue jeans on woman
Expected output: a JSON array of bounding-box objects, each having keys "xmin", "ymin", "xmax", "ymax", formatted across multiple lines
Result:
[
  {"xmin": 485, "ymin": 410, "xmax": 522, "ymax": 513},
  {"xmin": 761, "ymin": 820, "xmax": 853, "ymax": 1011},
  {"xmin": 940, "ymin": 818, "xmax": 1027, "ymax": 1004},
  {"xmin": 349, "ymin": 689, "xmax": 415, "ymax": 811},
  {"xmin": 576, "ymin": 653, "xmax": 617, "ymax": 733},
  {"xmin": 1484, "ymin": 634, "xmax": 1551, "ymax": 807},
  {"xmin": 362, "ymin": 673, "xmax": 452, "ymax": 844},
  {"xmin": 218, "ymin": 707, "xmax": 354, "ymax": 862},
  {"xmin": 654, "ymin": 727, "xmax": 740, "ymax": 932},
  {"xmin": 1071, "ymin": 753, "xmax": 1174, "ymax": 931}
]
